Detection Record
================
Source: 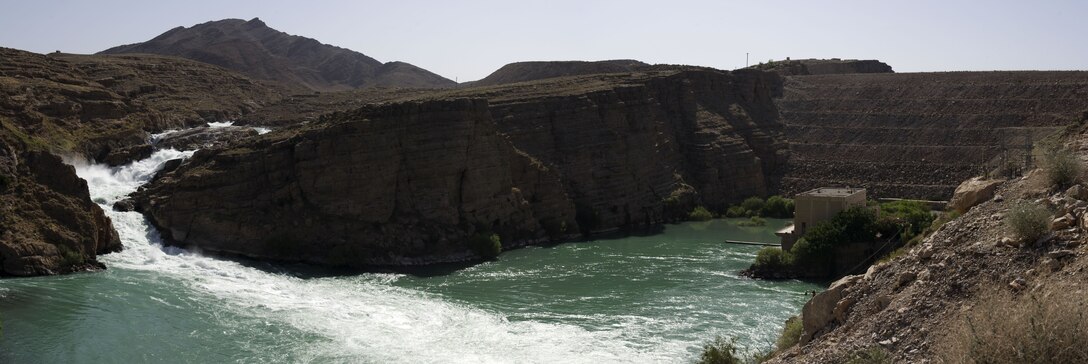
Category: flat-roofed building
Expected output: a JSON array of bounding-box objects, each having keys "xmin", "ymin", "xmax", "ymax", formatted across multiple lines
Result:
[{"xmin": 777, "ymin": 187, "xmax": 866, "ymax": 251}]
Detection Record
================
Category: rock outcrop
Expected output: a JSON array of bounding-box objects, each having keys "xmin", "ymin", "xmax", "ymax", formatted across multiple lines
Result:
[
  {"xmin": 100, "ymin": 18, "xmax": 456, "ymax": 91},
  {"xmin": 0, "ymin": 137, "xmax": 120, "ymax": 276},
  {"xmin": 136, "ymin": 99, "xmax": 577, "ymax": 266},
  {"xmin": 948, "ymin": 176, "xmax": 1004, "ymax": 213}
]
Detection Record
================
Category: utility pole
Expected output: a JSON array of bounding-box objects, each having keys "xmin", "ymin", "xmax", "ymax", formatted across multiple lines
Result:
[{"xmin": 746, "ymin": 52, "xmax": 749, "ymax": 67}]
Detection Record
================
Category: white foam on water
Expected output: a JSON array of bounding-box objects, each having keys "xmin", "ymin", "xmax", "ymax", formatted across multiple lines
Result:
[
  {"xmin": 206, "ymin": 121, "xmax": 235, "ymax": 128},
  {"xmin": 252, "ymin": 126, "xmax": 272, "ymax": 135},
  {"xmin": 75, "ymin": 149, "xmax": 684, "ymax": 363}
]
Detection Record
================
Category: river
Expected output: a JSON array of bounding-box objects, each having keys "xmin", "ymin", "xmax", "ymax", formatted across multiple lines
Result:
[{"xmin": 0, "ymin": 149, "xmax": 819, "ymax": 363}]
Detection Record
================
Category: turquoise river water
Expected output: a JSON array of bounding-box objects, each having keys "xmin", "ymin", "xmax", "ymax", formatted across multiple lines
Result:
[{"xmin": 0, "ymin": 149, "xmax": 820, "ymax": 363}]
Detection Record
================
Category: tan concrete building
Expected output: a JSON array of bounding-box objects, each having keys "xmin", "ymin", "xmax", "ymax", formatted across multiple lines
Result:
[{"xmin": 777, "ymin": 187, "xmax": 866, "ymax": 251}]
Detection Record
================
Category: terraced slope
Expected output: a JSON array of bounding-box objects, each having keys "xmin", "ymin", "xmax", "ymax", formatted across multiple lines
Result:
[{"xmin": 777, "ymin": 72, "xmax": 1088, "ymax": 199}]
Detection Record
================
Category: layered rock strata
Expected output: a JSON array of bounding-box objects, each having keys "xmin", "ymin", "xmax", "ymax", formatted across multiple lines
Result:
[{"xmin": 136, "ymin": 69, "xmax": 790, "ymax": 265}]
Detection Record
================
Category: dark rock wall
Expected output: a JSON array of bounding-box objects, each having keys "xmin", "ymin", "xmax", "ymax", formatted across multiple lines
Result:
[
  {"xmin": 137, "ymin": 70, "xmax": 790, "ymax": 266},
  {"xmin": 137, "ymin": 99, "xmax": 577, "ymax": 266},
  {"xmin": 0, "ymin": 139, "xmax": 120, "ymax": 276}
]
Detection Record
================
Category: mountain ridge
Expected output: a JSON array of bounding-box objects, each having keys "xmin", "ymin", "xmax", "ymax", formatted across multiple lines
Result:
[{"xmin": 100, "ymin": 18, "xmax": 455, "ymax": 91}]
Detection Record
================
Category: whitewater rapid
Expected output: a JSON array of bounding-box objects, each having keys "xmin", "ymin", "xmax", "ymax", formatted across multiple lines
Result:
[{"xmin": 74, "ymin": 150, "xmax": 684, "ymax": 363}]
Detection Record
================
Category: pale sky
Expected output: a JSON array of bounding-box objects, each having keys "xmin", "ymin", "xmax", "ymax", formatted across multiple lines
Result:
[{"xmin": 1, "ymin": 0, "xmax": 1085, "ymax": 82}]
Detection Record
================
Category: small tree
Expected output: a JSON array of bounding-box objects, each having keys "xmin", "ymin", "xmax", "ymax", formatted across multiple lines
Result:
[
  {"xmin": 741, "ymin": 197, "xmax": 765, "ymax": 216},
  {"xmin": 698, "ymin": 336, "xmax": 743, "ymax": 364},
  {"xmin": 761, "ymin": 195, "xmax": 794, "ymax": 218},
  {"xmin": 689, "ymin": 206, "xmax": 714, "ymax": 221},
  {"xmin": 754, "ymin": 247, "xmax": 792, "ymax": 270}
]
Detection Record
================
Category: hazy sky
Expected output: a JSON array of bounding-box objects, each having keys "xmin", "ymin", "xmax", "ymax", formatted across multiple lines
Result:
[{"xmin": 1, "ymin": 0, "xmax": 1085, "ymax": 81}]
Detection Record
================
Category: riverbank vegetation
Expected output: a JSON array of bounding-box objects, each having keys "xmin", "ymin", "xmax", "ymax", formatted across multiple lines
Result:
[{"xmin": 746, "ymin": 201, "xmax": 935, "ymax": 280}]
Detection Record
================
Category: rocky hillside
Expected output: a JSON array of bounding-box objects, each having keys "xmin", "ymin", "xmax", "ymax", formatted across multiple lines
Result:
[
  {"xmin": 776, "ymin": 71, "xmax": 1088, "ymax": 199},
  {"xmin": 100, "ymin": 18, "xmax": 455, "ymax": 91},
  {"xmin": 0, "ymin": 47, "xmax": 286, "ymax": 161},
  {"xmin": 0, "ymin": 47, "xmax": 287, "ymax": 276},
  {"xmin": 466, "ymin": 60, "xmax": 649, "ymax": 87},
  {"xmin": 768, "ymin": 135, "xmax": 1088, "ymax": 362},
  {"xmin": 134, "ymin": 68, "xmax": 788, "ymax": 266}
]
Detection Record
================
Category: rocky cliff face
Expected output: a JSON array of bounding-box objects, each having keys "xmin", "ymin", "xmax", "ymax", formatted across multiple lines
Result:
[
  {"xmin": 485, "ymin": 69, "xmax": 786, "ymax": 229},
  {"xmin": 136, "ymin": 99, "xmax": 577, "ymax": 266},
  {"xmin": 100, "ymin": 18, "xmax": 456, "ymax": 91},
  {"xmin": 135, "ymin": 69, "xmax": 789, "ymax": 265},
  {"xmin": 0, "ymin": 137, "xmax": 120, "ymax": 276}
]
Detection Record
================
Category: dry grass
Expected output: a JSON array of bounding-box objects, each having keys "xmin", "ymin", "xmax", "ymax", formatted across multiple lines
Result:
[
  {"xmin": 938, "ymin": 288, "xmax": 1088, "ymax": 364},
  {"xmin": 1006, "ymin": 200, "xmax": 1051, "ymax": 243}
]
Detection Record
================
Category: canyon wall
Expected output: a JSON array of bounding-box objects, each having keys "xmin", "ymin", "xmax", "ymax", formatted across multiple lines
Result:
[{"xmin": 136, "ymin": 69, "xmax": 790, "ymax": 265}]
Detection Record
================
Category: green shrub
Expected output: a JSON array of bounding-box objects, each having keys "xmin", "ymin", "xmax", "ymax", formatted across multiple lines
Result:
[
  {"xmin": 698, "ymin": 336, "xmax": 743, "ymax": 364},
  {"xmin": 1006, "ymin": 200, "xmax": 1050, "ymax": 243},
  {"xmin": 938, "ymin": 290, "xmax": 1088, "ymax": 364},
  {"xmin": 57, "ymin": 245, "xmax": 84, "ymax": 266},
  {"xmin": 725, "ymin": 206, "xmax": 747, "ymax": 218},
  {"xmin": 754, "ymin": 247, "xmax": 792, "ymax": 270},
  {"xmin": 1038, "ymin": 140, "xmax": 1083, "ymax": 188},
  {"xmin": 741, "ymin": 197, "xmax": 765, "ymax": 216},
  {"xmin": 689, "ymin": 206, "xmax": 714, "ymax": 221},
  {"xmin": 468, "ymin": 232, "xmax": 502, "ymax": 259},
  {"xmin": 879, "ymin": 200, "xmax": 934, "ymax": 236},
  {"xmin": 737, "ymin": 216, "xmax": 767, "ymax": 227},
  {"xmin": 761, "ymin": 195, "xmax": 794, "ymax": 218},
  {"xmin": 775, "ymin": 315, "xmax": 803, "ymax": 353}
]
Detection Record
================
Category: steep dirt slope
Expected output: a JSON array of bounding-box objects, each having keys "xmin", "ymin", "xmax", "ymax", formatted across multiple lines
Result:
[
  {"xmin": 768, "ymin": 144, "xmax": 1088, "ymax": 362},
  {"xmin": 776, "ymin": 71, "xmax": 1088, "ymax": 199},
  {"xmin": 100, "ymin": 18, "xmax": 455, "ymax": 91}
]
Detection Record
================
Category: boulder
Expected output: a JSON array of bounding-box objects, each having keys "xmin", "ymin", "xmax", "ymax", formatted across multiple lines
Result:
[
  {"xmin": 948, "ymin": 177, "xmax": 1005, "ymax": 213},
  {"xmin": 1050, "ymin": 214, "xmax": 1075, "ymax": 230},
  {"xmin": 1066, "ymin": 184, "xmax": 1088, "ymax": 200},
  {"xmin": 801, "ymin": 274, "xmax": 863, "ymax": 344}
]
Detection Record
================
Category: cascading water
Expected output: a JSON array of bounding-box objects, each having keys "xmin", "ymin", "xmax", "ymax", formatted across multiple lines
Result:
[{"xmin": 0, "ymin": 146, "xmax": 818, "ymax": 363}]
